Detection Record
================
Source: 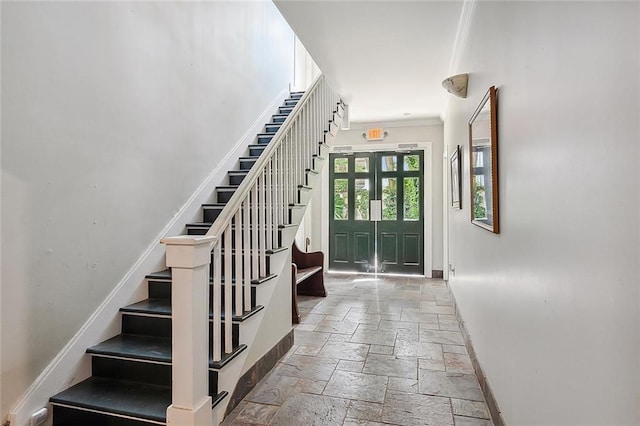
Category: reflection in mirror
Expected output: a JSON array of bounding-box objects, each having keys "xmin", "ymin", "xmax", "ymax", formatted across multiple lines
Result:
[{"xmin": 469, "ymin": 86, "xmax": 499, "ymax": 233}]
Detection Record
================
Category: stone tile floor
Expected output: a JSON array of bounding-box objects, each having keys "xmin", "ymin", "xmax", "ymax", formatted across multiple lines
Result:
[{"xmin": 222, "ymin": 273, "xmax": 494, "ymax": 426}]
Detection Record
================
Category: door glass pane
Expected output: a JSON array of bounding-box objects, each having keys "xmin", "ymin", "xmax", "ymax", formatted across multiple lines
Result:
[
  {"xmin": 404, "ymin": 155, "xmax": 420, "ymax": 171},
  {"xmin": 404, "ymin": 177, "xmax": 420, "ymax": 221},
  {"xmin": 334, "ymin": 158, "xmax": 348, "ymax": 173},
  {"xmin": 381, "ymin": 178, "xmax": 397, "ymax": 220},
  {"xmin": 354, "ymin": 179, "xmax": 369, "ymax": 220},
  {"xmin": 334, "ymin": 179, "xmax": 348, "ymax": 220},
  {"xmin": 381, "ymin": 156, "xmax": 397, "ymax": 171},
  {"xmin": 355, "ymin": 157, "xmax": 369, "ymax": 172}
]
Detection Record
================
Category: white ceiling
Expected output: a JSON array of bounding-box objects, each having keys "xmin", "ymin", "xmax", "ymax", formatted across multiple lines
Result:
[{"xmin": 274, "ymin": 1, "xmax": 464, "ymax": 124}]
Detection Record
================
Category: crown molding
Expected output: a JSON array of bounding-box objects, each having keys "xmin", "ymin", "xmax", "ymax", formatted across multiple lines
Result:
[{"xmin": 348, "ymin": 117, "xmax": 443, "ymax": 130}]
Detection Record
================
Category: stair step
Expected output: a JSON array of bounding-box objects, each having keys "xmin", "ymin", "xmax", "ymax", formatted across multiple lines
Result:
[
  {"xmin": 186, "ymin": 222, "xmax": 296, "ymax": 240},
  {"xmin": 228, "ymin": 170, "xmax": 249, "ymax": 186},
  {"xmin": 216, "ymin": 185, "xmax": 238, "ymax": 203},
  {"xmin": 121, "ymin": 298, "xmax": 264, "ymax": 322},
  {"xmin": 121, "ymin": 311, "xmax": 240, "ymax": 346},
  {"xmin": 271, "ymin": 114, "xmax": 288, "ymax": 124},
  {"xmin": 279, "ymin": 106, "xmax": 294, "ymax": 115},
  {"xmin": 289, "ymin": 91, "xmax": 304, "ymax": 100},
  {"xmin": 147, "ymin": 269, "xmax": 277, "ymax": 286},
  {"xmin": 210, "ymin": 343, "xmax": 247, "ymax": 370},
  {"xmin": 257, "ymin": 133, "xmax": 274, "ymax": 144},
  {"xmin": 202, "ymin": 203, "xmax": 226, "ymax": 223},
  {"xmin": 88, "ymin": 333, "xmax": 253, "ymax": 370},
  {"xmin": 51, "ymin": 405, "xmax": 160, "ymax": 426},
  {"xmin": 50, "ymin": 377, "xmax": 229, "ymax": 426},
  {"xmin": 88, "ymin": 334, "xmax": 172, "ymax": 364},
  {"xmin": 50, "ymin": 377, "xmax": 171, "ymax": 424},
  {"xmin": 264, "ymin": 123, "xmax": 281, "ymax": 133},
  {"xmin": 239, "ymin": 157, "xmax": 258, "ymax": 170},
  {"xmin": 284, "ymin": 99, "xmax": 299, "ymax": 107},
  {"xmin": 148, "ymin": 280, "xmax": 258, "ymax": 308},
  {"xmin": 248, "ymin": 144, "xmax": 266, "ymax": 157}
]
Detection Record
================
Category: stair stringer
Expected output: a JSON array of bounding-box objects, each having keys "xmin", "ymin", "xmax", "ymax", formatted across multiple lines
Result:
[{"xmin": 211, "ymin": 150, "xmax": 328, "ymax": 425}]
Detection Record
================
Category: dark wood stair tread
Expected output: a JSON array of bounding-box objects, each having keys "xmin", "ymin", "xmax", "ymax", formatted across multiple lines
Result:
[
  {"xmin": 50, "ymin": 377, "xmax": 170, "ymax": 423},
  {"xmin": 121, "ymin": 298, "xmax": 171, "ymax": 316},
  {"xmin": 88, "ymin": 333, "xmax": 253, "ymax": 368},
  {"xmin": 210, "ymin": 344, "xmax": 247, "ymax": 370},
  {"xmin": 121, "ymin": 298, "xmax": 265, "ymax": 322},
  {"xmin": 147, "ymin": 269, "xmax": 278, "ymax": 285},
  {"xmin": 88, "ymin": 334, "xmax": 172, "ymax": 364}
]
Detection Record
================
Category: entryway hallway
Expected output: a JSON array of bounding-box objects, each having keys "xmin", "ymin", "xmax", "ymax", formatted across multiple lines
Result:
[{"xmin": 223, "ymin": 273, "xmax": 493, "ymax": 425}]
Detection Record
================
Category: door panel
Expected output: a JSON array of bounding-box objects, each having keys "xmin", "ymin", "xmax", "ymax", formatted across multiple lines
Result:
[
  {"xmin": 376, "ymin": 151, "xmax": 424, "ymax": 274},
  {"xmin": 329, "ymin": 153, "xmax": 376, "ymax": 271},
  {"xmin": 380, "ymin": 233, "xmax": 398, "ymax": 265},
  {"xmin": 354, "ymin": 232, "xmax": 372, "ymax": 265},
  {"xmin": 403, "ymin": 234, "xmax": 421, "ymax": 265},
  {"xmin": 333, "ymin": 233, "xmax": 349, "ymax": 263},
  {"xmin": 329, "ymin": 151, "xmax": 424, "ymax": 274}
]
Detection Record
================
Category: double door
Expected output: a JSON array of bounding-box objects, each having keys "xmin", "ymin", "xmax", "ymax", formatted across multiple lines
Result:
[{"xmin": 329, "ymin": 151, "xmax": 424, "ymax": 275}]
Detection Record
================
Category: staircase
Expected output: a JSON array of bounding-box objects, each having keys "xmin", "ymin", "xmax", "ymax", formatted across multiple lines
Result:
[{"xmin": 48, "ymin": 76, "xmax": 343, "ymax": 426}]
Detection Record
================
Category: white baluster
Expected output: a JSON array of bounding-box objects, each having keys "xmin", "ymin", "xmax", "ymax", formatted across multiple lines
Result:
[
  {"xmin": 266, "ymin": 160, "xmax": 273, "ymax": 250},
  {"xmin": 224, "ymin": 227, "xmax": 232, "ymax": 353},
  {"xmin": 259, "ymin": 170, "xmax": 267, "ymax": 276},
  {"xmin": 243, "ymin": 199, "xmax": 251, "ymax": 312},
  {"xmin": 234, "ymin": 210, "xmax": 242, "ymax": 317},
  {"xmin": 251, "ymin": 183, "xmax": 258, "ymax": 280}
]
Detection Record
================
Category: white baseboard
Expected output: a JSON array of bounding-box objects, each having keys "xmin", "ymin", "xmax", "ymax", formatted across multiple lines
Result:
[{"xmin": 7, "ymin": 88, "xmax": 289, "ymax": 426}]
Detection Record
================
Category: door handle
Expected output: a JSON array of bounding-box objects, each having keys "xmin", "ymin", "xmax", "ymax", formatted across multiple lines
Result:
[{"xmin": 370, "ymin": 200, "xmax": 382, "ymax": 222}]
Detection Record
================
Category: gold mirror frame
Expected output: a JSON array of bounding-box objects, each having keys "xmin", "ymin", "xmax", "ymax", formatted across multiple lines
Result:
[{"xmin": 468, "ymin": 86, "xmax": 499, "ymax": 233}]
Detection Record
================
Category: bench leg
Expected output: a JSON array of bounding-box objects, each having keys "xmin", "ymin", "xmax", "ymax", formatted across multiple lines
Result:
[
  {"xmin": 292, "ymin": 265, "xmax": 301, "ymax": 324},
  {"xmin": 297, "ymin": 272, "xmax": 326, "ymax": 297}
]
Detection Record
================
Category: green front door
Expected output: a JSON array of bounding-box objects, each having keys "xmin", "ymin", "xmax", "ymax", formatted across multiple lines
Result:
[{"xmin": 329, "ymin": 151, "xmax": 424, "ymax": 275}]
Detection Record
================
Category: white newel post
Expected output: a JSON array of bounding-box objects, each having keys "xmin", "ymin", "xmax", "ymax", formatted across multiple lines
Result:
[{"xmin": 161, "ymin": 235, "xmax": 215, "ymax": 426}]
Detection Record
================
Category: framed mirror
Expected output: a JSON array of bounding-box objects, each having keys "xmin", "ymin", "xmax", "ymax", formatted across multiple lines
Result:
[{"xmin": 469, "ymin": 86, "xmax": 499, "ymax": 233}]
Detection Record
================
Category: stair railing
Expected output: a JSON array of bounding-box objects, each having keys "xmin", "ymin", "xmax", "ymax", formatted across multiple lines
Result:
[
  {"xmin": 207, "ymin": 74, "xmax": 341, "ymax": 362},
  {"xmin": 161, "ymin": 74, "xmax": 342, "ymax": 424}
]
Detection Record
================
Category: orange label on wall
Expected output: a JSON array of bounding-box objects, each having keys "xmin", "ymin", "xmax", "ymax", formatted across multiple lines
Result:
[{"xmin": 366, "ymin": 128, "xmax": 384, "ymax": 141}]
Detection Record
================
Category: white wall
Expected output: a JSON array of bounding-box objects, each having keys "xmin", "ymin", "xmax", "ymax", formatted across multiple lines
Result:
[
  {"xmin": 293, "ymin": 36, "xmax": 321, "ymax": 93},
  {"xmin": 0, "ymin": 2, "xmax": 294, "ymax": 421},
  {"xmin": 320, "ymin": 122, "xmax": 444, "ymax": 275},
  {"xmin": 444, "ymin": 2, "xmax": 639, "ymax": 424}
]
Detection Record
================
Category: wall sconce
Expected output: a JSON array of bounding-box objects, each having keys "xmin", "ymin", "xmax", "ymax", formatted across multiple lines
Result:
[{"xmin": 442, "ymin": 73, "xmax": 469, "ymax": 98}]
